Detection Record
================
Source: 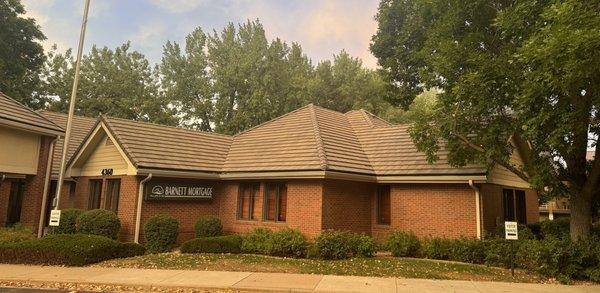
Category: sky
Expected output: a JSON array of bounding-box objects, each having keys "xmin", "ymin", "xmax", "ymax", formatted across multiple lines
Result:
[{"xmin": 22, "ymin": 0, "xmax": 381, "ymax": 68}]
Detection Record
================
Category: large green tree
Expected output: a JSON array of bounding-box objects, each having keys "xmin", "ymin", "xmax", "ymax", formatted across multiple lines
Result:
[
  {"xmin": 0, "ymin": 0, "xmax": 46, "ymax": 108},
  {"xmin": 371, "ymin": 0, "xmax": 600, "ymax": 240},
  {"xmin": 42, "ymin": 42, "xmax": 177, "ymax": 125}
]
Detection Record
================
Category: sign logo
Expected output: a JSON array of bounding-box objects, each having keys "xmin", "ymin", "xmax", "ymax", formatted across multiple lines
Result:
[
  {"xmin": 151, "ymin": 185, "xmax": 164, "ymax": 196},
  {"xmin": 145, "ymin": 181, "xmax": 214, "ymax": 200}
]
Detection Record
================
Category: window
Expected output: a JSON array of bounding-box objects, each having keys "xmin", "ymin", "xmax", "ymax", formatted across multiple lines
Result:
[
  {"xmin": 104, "ymin": 179, "xmax": 121, "ymax": 212},
  {"xmin": 263, "ymin": 183, "xmax": 287, "ymax": 222},
  {"xmin": 376, "ymin": 185, "xmax": 391, "ymax": 225},
  {"xmin": 6, "ymin": 180, "xmax": 25, "ymax": 226},
  {"xmin": 503, "ymin": 189, "xmax": 527, "ymax": 224},
  {"xmin": 238, "ymin": 183, "xmax": 259, "ymax": 220},
  {"xmin": 88, "ymin": 180, "xmax": 102, "ymax": 209}
]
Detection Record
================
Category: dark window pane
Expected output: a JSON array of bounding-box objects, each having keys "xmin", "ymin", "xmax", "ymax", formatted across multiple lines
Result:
[
  {"xmin": 377, "ymin": 185, "xmax": 391, "ymax": 225},
  {"xmin": 503, "ymin": 189, "xmax": 515, "ymax": 221},
  {"xmin": 238, "ymin": 183, "xmax": 259, "ymax": 220},
  {"xmin": 88, "ymin": 180, "xmax": 102, "ymax": 210},
  {"xmin": 278, "ymin": 184, "xmax": 287, "ymax": 222},
  {"xmin": 105, "ymin": 179, "xmax": 120, "ymax": 213},
  {"xmin": 516, "ymin": 190, "xmax": 527, "ymax": 224}
]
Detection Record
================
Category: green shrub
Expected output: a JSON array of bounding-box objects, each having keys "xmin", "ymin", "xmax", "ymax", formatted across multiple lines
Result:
[
  {"xmin": 312, "ymin": 230, "xmax": 351, "ymax": 259},
  {"xmin": 51, "ymin": 208, "xmax": 83, "ymax": 234},
  {"xmin": 0, "ymin": 226, "xmax": 35, "ymax": 244},
  {"xmin": 117, "ymin": 242, "xmax": 146, "ymax": 258},
  {"xmin": 423, "ymin": 237, "xmax": 454, "ymax": 260},
  {"xmin": 144, "ymin": 215, "xmax": 179, "ymax": 253},
  {"xmin": 311, "ymin": 230, "xmax": 375, "ymax": 260},
  {"xmin": 385, "ymin": 231, "xmax": 421, "ymax": 257},
  {"xmin": 267, "ymin": 229, "xmax": 308, "ymax": 258},
  {"xmin": 181, "ymin": 235, "xmax": 243, "ymax": 254},
  {"xmin": 348, "ymin": 233, "xmax": 376, "ymax": 258},
  {"xmin": 450, "ymin": 238, "xmax": 486, "ymax": 264},
  {"xmin": 0, "ymin": 234, "xmax": 121, "ymax": 266},
  {"xmin": 539, "ymin": 218, "xmax": 570, "ymax": 239},
  {"xmin": 241, "ymin": 228, "xmax": 273, "ymax": 254},
  {"xmin": 484, "ymin": 239, "xmax": 514, "ymax": 268},
  {"xmin": 194, "ymin": 216, "xmax": 222, "ymax": 238},
  {"xmin": 76, "ymin": 209, "xmax": 120, "ymax": 239}
]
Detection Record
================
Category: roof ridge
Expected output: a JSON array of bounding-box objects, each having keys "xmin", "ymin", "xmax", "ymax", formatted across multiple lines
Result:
[
  {"xmin": 103, "ymin": 115, "xmax": 233, "ymax": 139},
  {"xmin": 308, "ymin": 104, "xmax": 328, "ymax": 170},
  {"xmin": 0, "ymin": 92, "xmax": 64, "ymax": 132},
  {"xmin": 233, "ymin": 103, "xmax": 315, "ymax": 137},
  {"xmin": 38, "ymin": 110, "xmax": 98, "ymax": 122},
  {"xmin": 101, "ymin": 116, "xmax": 140, "ymax": 167}
]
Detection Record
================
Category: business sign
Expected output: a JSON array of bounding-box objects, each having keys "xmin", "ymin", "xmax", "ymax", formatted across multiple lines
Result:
[
  {"xmin": 145, "ymin": 181, "xmax": 214, "ymax": 200},
  {"xmin": 49, "ymin": 210, "xmax": 61, "ymax": 226},
  {"xmin": 505, "ymin": 221, "xmax": 518, "ymax": 240}
]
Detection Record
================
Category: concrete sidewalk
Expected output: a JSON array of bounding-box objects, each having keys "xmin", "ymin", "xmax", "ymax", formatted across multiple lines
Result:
[{"xmin": 0, "ymin": 264, "xmax": 598, "ymax": 292}]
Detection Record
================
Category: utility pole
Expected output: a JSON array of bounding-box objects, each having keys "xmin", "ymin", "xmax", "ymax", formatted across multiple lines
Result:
[{"xmin": 53, "ymin": 0, "xmax": 92, "ymax": 211}]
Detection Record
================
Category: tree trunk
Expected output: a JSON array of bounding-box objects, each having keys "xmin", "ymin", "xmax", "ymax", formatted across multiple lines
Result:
[{"xmin": 569, "ymin": 189, "xmax": 593, "ymax": 241}]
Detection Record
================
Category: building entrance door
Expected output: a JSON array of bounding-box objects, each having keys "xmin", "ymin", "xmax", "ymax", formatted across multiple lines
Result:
[{"xmin": 6, "ymin": 180, "xmax": 25, "ymax": 226}]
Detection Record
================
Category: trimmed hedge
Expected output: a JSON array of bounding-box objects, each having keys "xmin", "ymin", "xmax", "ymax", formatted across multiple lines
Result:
[
  {"xmin": 194, "ymin": 216, "xmax": 223, "ymax": 238},
  {"xmin": 0, "ymin": 226, "xmax": 35, "ymax": 244},
  {"xmin": 76, "ymin": 209, "xmax": 121, "ymax": 239},
  {"xmin": 117, "ymin": 242, "xmax": 147, "ymax": 258},
  {"xmin": 0, "ymin": 234, "xmax": 143, "ymax": 266},
  {"xmin": 51, "ymin": 208, "xmax": 83, "ymax": 234},
  {"xmin": 267, "ymin": 229, "xmax": 308, "ymax": 258},
  {"xmin": 144, "ymin": 215, "xmax": 179, "ymax": 253},
  {"xmin": 181, "ymin": 235, "xmax": 243, "ymax": 254},
  {"xmin": 310, "ymin": 230, "xmax": 375, "ymax": 259},
  {"xmin": 241, "ymin": 228, "xmax": 309, "ymax": 258},
  {"xmin": 241, "ymin": 228, "xmax": 272, "ymax": 254},
  {"xmin": 539, "ymin": 218, "xmax": 571, "ymax": 239},
  {"xmin": 385, "ymin": 231, "xmax": 421, "ymax": 257}
]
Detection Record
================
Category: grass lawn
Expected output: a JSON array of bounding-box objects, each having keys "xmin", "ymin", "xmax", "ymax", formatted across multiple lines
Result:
[{"xmin": 96, "ymin": 253, "xmax": 541, "ymax": 283}]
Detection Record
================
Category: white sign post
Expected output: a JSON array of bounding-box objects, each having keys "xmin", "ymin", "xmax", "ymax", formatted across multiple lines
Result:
[
  {"xmin": 504, "ymin": 221, "xmax": 518, "ymax": 240},
  {"xmin": 504, "ymin": 221, "xmax": 518, "ymax": 277},
  {"xmin": 49, "ymin": 210, "xmax": 61, "ymax": 227}
]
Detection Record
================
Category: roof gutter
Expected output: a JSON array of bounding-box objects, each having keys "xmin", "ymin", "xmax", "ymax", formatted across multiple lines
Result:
[
  {"xmin": 134, "ymin": 173, "xmax": 152, "ymax": 243},
  {"xmin": 38, "ymin": 136, "xmax": 59, "ymax": 238},
  {"xmin": 468, "ymin": 179, "xmax": 482, "ymax": 239}
]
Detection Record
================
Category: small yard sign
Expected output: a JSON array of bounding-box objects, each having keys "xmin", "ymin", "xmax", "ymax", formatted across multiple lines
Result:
[
  {"xmin": 49, "ymin": 209, "xmax": 61, "ymax": 226},
  {"xmin": 504, "ymin": 221, "xmax": 518, "ymax": 240}
]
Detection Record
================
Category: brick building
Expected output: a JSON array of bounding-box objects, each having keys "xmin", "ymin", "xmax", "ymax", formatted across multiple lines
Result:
[
  {"xmin": 0, "ymin": 93, "xmax": 64, "ymax": 233},
  {"xmin": 57, "ymin": 104, "xmax": 538, "ymax": 243}
]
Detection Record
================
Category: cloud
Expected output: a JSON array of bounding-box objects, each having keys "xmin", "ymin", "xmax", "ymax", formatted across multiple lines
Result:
[{"xmin": 150, "ymin": 0, "xmax": 211, "ymax": 14}]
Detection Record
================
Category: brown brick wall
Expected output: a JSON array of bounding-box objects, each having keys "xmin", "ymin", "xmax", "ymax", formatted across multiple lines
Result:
[
  {"xmin": 0, "ymin": 136, "xmax": 54, "ymax": 229},
  {"xmin": 322, "ymin": 179, "xmax": 373, "ymax": 234},
  {"xmin": 372, "ymin": 184, "xmax": 478, "ymax": 240},
  {"xmin": 480, "ymin": 183, "xmax": 539, "ymax": 236}
]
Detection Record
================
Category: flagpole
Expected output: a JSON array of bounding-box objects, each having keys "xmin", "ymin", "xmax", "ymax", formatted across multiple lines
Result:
[{"xmin": 53, "ymin": 0, "xmax": 91, "ymax": 212}]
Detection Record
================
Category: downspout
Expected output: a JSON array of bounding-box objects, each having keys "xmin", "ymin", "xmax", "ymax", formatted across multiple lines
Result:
[
  {"xmin": 38, "ymin": 136, "xmax": 59, "ymax": 238},
  {"xmin": 469, "ymin": 180, "xmax": 482, "ymax": 239},
  {"xmin": 134, "ymin": 173, "xmax": 152, "ymax": 243}
]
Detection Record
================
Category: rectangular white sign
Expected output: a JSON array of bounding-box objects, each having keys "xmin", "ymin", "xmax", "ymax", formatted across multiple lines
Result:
[
  {"xmin": 505, "ymin": 221, "xmax": 518, "ymax": 240},
  {"xmin": 49, "ymin": 209, "xmax": 61, "ymax": 227}
]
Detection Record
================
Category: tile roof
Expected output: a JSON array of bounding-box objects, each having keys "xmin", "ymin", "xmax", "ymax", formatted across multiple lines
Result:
[
  {"xmin": 345, "ymin": 109, "xmax": 486, "ymax": 176},
  {"xmin": 67, "ymin": 104, "xmax": 486, "ymax": 177},
  {"xmin": 0, "ymin": 92, "xmax": 64, "ymax": 135},
  {"xmin": 103, "ymin": 116, "xmax": 232, "ymax": 173},
  {"xmin": 40, "ymin": 111, "xmax": 98, "ymax": 178}
]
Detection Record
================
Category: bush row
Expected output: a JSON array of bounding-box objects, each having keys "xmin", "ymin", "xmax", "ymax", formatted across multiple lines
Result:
[
  {"xmin": 0, "ymin": 234, "xmax": 145, "ymax": 266},
  {"xmin": 51, "ymin": 208, "xmax": 120, "ymax": 239}
]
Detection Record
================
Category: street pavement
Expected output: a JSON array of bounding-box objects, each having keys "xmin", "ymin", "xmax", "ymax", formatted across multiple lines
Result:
[{"xmin": 0, "ymin": 264, "xmax": 599, "ymax": 292}]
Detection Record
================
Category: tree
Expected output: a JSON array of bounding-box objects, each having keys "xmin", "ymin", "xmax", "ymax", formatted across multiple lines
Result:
[
  {"xmin": 0, "ymin": 0, "xmax": 46, "ymax": 108},
  {"xmin": 371, "ymin": 0, "xmax": 600, "ymax": 240},
  {"xmin": 43, "ymin": 42, "xmax": 177, "ymax": 125},
  {"xmin": 160, "ymin": 28, "xmax": 214, "ymax": 131}
]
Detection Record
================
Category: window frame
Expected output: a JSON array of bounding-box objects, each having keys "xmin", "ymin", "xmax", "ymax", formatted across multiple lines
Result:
[
  {"xmin": 104, "ymin": 179, "xmax": 121, "ymax": 213},
  {"xmin": 88, "ymin": 179, "xmax": 102, "ymax": 210},
  {"xmin": 237, "ymin": 183, "xmax": 259, "ymax": 220},
  {"xmin": 376, "ymin": 185, "xmax": 391, "ymax": 225},
  {"xmin": 503, "ymin": 188, "xmax": 527, "ymax": 224},
  {"xmin": 262, "ymin": 182, "xmax": 287, "ymax": 222}
]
